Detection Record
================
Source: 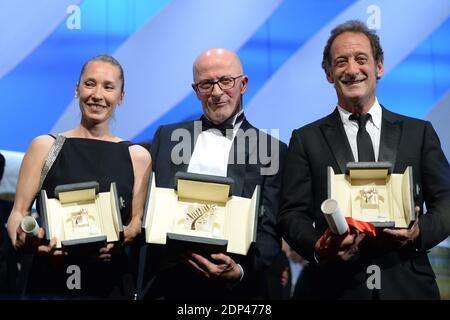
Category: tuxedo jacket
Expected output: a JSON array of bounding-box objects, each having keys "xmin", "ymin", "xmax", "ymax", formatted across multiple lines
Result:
[
  {"xmin": 279, "ymin": 106, "xmax": 450, "ymax": 299},
  {"xmin": 142, "ymin": 117, "xmax": 287, "ymax": 299}
]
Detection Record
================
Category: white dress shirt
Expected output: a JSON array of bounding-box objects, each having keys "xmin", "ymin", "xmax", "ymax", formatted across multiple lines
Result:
[
  {"xmin": 188, "ymin": 111, "xmax": 244, "ymax": 176},
  {"xmin": 337, "ymin": 99, "xmax": 382, "ymax": 162}
]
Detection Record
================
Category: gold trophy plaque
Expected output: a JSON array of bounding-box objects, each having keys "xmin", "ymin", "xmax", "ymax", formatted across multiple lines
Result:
[
  {"xmin": 185, "ymin": 203, "xmax": 217, "ymax": 231},
  {"xmin": 71, "ymin": 209, "xmax": 90, "ymax": 228},
  {"xmin": 359, "ymin": 187, "xmax": 380, "ymax": 209}
]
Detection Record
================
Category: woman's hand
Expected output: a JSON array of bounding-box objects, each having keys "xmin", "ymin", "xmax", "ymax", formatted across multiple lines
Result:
[
  {"xmin": 15, "ymin": 225, "xmax": 65, "ymax": 256},
  {"xmin": 123, "ymin": 219, "xmax": 141, "ymax": 246}
]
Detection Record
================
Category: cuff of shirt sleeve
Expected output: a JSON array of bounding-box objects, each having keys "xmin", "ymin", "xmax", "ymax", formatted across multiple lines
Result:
[
  {"xmin": 227, "ymin": 264, "xmax": 244, "ymax": 291},
  {"xmin": 313, "ymin": 252, "xmax": 320, "ymax": 264},
  {"xmin": 237, "ymin": 263, "xmax": 244, "ymax": 282}
]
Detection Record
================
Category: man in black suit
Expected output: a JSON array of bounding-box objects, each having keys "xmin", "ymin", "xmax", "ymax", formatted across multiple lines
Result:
[
  {"xmin": 141, "ymin": 48, "xmax": 287, "ymax": 299},
  {"xmin": 279, "ymin": 20, "xmax": 450, "ymax": 299}
]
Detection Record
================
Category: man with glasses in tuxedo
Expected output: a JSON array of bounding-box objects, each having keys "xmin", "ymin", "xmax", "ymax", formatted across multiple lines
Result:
[{"xmin": 140, "ymin": 48, "xmax": 287, "ymax": 299}]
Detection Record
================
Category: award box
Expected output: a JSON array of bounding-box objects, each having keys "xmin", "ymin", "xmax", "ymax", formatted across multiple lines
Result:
[
  {"xmin": 39, "ymin": 181, "xmax": 123, "ymax": 249},
  {"xmin": 143, "ymin": 172, "xmax": 260, "ymax": 255},
  {"xmin": 327, "ymin": 162, "xmax": 415, "ymax": 228}
]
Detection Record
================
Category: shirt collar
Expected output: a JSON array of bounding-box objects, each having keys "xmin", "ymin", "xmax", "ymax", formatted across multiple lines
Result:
[
  {"xmin": 227, "ymin": 110, "xmax": 244, "ymax": 127},
  {"xmin": 337, "ymin": 98, "xmax": 382, "ymax": 129},
  {"xmin": 202, "ymin": 109, "xmax": 244, "ymax": 127}
]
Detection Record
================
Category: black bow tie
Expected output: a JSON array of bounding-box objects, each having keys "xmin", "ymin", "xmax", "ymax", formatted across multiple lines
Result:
[{"xmin": 200, "ymin": 113, "xmax": 245, "ymax": 136}]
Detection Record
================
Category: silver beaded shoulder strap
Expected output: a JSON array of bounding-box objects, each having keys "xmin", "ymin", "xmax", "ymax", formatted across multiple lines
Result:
[{"xmin": 38, "ymin": 134, "xmax": 66, "ymax": 190}]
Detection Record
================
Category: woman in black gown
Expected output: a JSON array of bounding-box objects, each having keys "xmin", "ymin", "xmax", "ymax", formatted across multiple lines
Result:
[{"xmin": 7, "ymin": 55, "xmax": 151, "ymax": 299}]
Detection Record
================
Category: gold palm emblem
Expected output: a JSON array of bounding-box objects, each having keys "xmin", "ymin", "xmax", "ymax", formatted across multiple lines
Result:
[{"xmin": 185, "ymin": 204, "xmax": 217, "ymax": 230}]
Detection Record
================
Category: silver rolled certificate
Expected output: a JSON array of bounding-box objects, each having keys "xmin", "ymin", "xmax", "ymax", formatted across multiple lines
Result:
[
  {"xmin": 321, "ymin": 199, "xmax": 348, "ymax": 235},
  {"xmin": 20, "ymin": 215, "xmax": 39, "ymax": 237}
]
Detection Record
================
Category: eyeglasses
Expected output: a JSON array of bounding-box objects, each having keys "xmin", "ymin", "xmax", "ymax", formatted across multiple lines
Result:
[{"xmin": 195, "ymin": 75, "xmax": 244, "ymax": 93}]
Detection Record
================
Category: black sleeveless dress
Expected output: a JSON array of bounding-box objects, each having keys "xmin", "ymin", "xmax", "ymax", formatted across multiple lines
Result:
[{"xmin": 27, "ymin": 137, "xmax": 136, "ymax": 299}]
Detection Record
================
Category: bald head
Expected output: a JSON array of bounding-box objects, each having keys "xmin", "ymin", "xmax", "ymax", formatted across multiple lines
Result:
[
  {"xmin": 191, "ymin": 48, "xmax": 248, "ymax": 125},
  {"xmin": 193, "ymin": 48, "xmax": 243, "ymax": 83}
]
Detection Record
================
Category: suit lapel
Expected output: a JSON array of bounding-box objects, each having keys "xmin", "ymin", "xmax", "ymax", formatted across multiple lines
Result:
[
  {"xmin": 320, "ymin": 108, "xmax": 354, "ymax": 173},
  {"xmin": 170, "ymin": 121, "xmax": 198, "ymax": 183},
  {"xmin": 378, "ymin": 106, "xmax": 402, "ymax": 166},
  {"xmin": 226, "ymin": 119, "xmax": 251, "ymax": 196}
]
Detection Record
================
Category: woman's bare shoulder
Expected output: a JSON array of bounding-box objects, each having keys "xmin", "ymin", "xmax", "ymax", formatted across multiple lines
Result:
[
  {"xmin": 128, "ymin": 144, "xmax": 151, "ymax": 164},
  {"xmin": 28, "ymin": 135, "xmax": 56, "ymax": 153}
]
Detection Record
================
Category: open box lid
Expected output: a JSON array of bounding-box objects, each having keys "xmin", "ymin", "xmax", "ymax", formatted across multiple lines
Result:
[
  {"xmin": 55, "ymin": 181, "xmax": 100, "ymax": 204},
  {"xmin": 175, "ymin": 172, "xmax": 233, "ymax": 203},
  {"xmin": 346, "ymin": 161, "xmax": 392, "ymax": 180}
]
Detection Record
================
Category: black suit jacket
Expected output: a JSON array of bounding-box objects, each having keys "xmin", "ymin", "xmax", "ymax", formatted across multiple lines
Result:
[
  {"xmin": 0, "ymin": 152, "xmax": 4, "ymax": 182},
  {"xmin": 279, "ymin": 106, "xmax": 450, "ymax": 299},
  {"xmin": 142, "ymin": 117, "xmax": 287, "ymax": 299}
]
